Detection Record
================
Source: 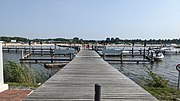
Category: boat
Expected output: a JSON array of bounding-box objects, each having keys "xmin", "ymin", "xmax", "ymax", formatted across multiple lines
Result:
[
  {"xmin": 153, "ymin": 51, "xmax": 164, "ymax": 61},
  {"xmin": 44, "ymin": 63, "xmax": 67, "ymax": 68},
  {"xmin": 161, "ymin": 44, "xmax": 178, "ymax": 54}
]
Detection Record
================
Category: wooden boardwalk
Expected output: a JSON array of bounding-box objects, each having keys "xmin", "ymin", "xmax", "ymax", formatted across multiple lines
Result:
[{"xmin": 24, "ymin": 50, "xmax": 158, "ymax": 101}]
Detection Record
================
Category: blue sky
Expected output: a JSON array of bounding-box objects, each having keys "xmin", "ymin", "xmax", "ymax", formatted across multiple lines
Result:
[{"xmin": 0, "ymin": 0, "xmax": 180, "ymax": 40}]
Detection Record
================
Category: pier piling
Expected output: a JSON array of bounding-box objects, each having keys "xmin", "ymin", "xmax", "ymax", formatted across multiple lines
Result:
[{"xmin": 95, "ymin": 83, "xmax": 101, "ymax": 101}]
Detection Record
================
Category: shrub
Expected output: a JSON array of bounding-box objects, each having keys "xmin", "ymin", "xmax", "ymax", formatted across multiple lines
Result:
[
  {"xmin": 4, "ymin": 61, "xmax": 35, "ymax": 84},
  {"xmin": 145, "ymin": 67, "xmax": 168, "ymax": 88}
]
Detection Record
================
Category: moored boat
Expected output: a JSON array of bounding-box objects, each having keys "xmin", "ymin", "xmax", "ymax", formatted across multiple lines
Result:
[
  {"xmin": 161, "ymin": 45, "xmax": 178, "ymax": 54},
  {"xmin": 153, "ymin": 51, "xmax": 164, "ymax": 61}
]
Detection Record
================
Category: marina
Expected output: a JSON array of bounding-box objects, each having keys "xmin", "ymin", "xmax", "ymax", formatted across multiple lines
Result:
[
  {"xmin": 24, "ymin": 50, "xmax": 157, "ymax": 101},
  {"xmin": 2, "ymin": 44, "xmax": 180, "ymax": 85},
  {"xmin": 1, "ymin": 43, "xmax": 180, "ymax": 100}
]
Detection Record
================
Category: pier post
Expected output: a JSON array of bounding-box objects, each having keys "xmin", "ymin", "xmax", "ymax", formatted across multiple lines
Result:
[
  {"xmin": 103, "ymin": 53, "xmax": 105, "ymax": 60},
  {"xmin": 143, "ymin": 41, "xmax": 146, "ymax": 59},
  {"xmin": 94, "ymin": 83, "xmax": 101, "ymax": 101},
  {"xmin": 50, "ymin": 47, "xmax": 53, "ymax": 63},
  {"xmin": 21, "ymin": 50, "xmax": 24, "ymax": 59},
  {"xmin": 7, "ymin": 47, "xmax": 9, "ymax": 53},
  {"xmin": 0, "ymin": 41, "xmax": 8, "ymax": 92},
  {"xmin": 132, "ymin": 42, "xmax": 134, "ymax": 57},
  {"xmin": 55, "ymin": 43, "xmax": 57, "ymax": 49},
  {"xmin": 151, "ymin": 52, "xmax": 153, "ymax": 60},
  {"xmin": 132, "ymin": 47, "xmax": 134, "ymax": 58},
  {"xmin": 40, "ymin": 41, "xmax": 43, "ymax": 56},
  {"xmin": 120, "ymin": 54, "xmax": 123, "ymax": 64},
  {"xmin": 70, "ymin": 53, "xmax": 72, "ymax": 60},
  {"xmin": 32, "ymin": 47, "xmax": 34, "ymax": 53}
]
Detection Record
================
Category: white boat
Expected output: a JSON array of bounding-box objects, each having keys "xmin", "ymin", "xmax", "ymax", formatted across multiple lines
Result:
[
  {"xmin": 153, "ymin": 51, "xmax": 164, "ymax": 61},
  {"xmin": 161, "ymin": 45, "xmax": 178, "ymax": 54}
]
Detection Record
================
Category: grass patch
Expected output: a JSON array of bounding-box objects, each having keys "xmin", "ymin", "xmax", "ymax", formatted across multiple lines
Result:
[{"xmin": 144, "ymin": 86, "xmax": 180, "ymax": 100}]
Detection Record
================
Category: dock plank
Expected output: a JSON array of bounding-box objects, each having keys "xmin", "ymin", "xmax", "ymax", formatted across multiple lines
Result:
[{"xmin": 24, "ymin": 50, "xmax": 158, "ymax": 101}]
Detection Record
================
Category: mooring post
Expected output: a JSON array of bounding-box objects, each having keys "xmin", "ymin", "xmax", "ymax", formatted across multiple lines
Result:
[
  {"xmin": 21, "ymin": 50, "xmax": 24, "ymax": 59},
  {"xmin": 50, "ymin": 47, "xmax": 53, "ymax": 63},
  {"xmin": 143, "ymin": 41, "xmax": 146, "ymax": 59},
  {"xmin": 55, "ymin": 43, "xmax": 57, "ymax": 49},
  {"xmin": 70, "ymin": 53, "xmax": 72, "ymax": 60},
  {"xmin": 103, "ymin": 53, "xmax": 105, "ymax": 60},
  {"xmin": 132, "ymin": 42, "xmax": 134, "ymax": 57},
  {"xmin": 132, "ymin": 47, "xmax": 134, "ymax": 57},
  {"xmin": 40, "ymin": 41, "xmax": 43, "ymax": 56},
  {"xmin": 120, "ymin": 54, "xmax": 123, "ymax": 64},
  {"xmin": 32, "ymin": 47, "xmax": 34, "ymax": 53},
  {"xmin": 95, "ymin": 83, "xmax": 101, "ymax": 101},
  {"xmin": 7, "ymin": 47, "xmax": 9, "ymax": 53}
]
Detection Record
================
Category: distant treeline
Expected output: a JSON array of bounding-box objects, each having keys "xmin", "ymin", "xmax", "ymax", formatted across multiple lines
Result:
[
  {"xmin": 0, "ymin": 36, "xmax": 180, "ymax": 44},
  {"xmin": 0, "ymin": 36, "xmax": 29, "ymax": 43}
]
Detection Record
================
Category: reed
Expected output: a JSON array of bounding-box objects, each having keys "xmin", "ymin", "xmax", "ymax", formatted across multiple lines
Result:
[
  {"xmin": 144, "ymin": 66, "xmax": 180, "ymax": 100},
  {"xmin": 4, "ymin": 61, "xmax": 36, "ymax": 84}
]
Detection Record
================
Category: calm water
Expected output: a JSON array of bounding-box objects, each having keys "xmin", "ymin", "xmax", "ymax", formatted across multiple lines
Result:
[{"xmin": 109, "ymin": 54, "xmax": 180, "ymax": 87}]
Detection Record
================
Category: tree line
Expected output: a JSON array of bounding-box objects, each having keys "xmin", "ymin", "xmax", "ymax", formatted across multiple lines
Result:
[{"xmin": 0, "ymin": 36, "xmax": 180, "ymax": 44}]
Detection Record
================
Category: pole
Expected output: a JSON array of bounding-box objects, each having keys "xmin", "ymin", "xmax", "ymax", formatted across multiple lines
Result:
[
  {"xmin": 132, "ymin": 42, "xmax": 134, "ymax": 57},
  {"xmin": 95, "ymin": 84, "xmax": 101, "ymax": 101},
  {"xmin": 50, "ymin": 47, "xmax": 53, "ymax": 63},
  {"xmin": 0, "ymin": 41, "xmax": 8, "ymax": 92},
  {"xmin": 176, "ymin": 64, "xmax": 180, "ymax": 90},
  {"xmin": 70, "ymin": 53, "xmax": 72, "ymax": 60},
  {"xmin": 120, "ymin": 54, "xmax": 123, "ymax": 64},
  {"xmin": 103, "ymin": 53, "xmax": 105, "ymax": 60},
  {"xmin": 0, "ymin": 42, "xmax": 4, "ymax": 85},
  {"xmin": 132, "ymin": 47, "xmax": 134, "ymax": 58},
  {"xmin": 178, "ymin": 72, "xmax": 180, "ymax": 90},
  {"xmin": 21, "ymin": 50, "xmax": 24, "ymax": 59},
  {"xmin": 143, "ymin": 40, "xmax": 146, "ymax": 59}
]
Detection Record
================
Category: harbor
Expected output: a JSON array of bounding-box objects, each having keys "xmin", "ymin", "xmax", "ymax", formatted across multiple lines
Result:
[
  {"xmin": 1, "ymin": 42, "xmax": 180, "ymax": 100},
  {"xmin": 24, "ymin": 50, "xmax": 157, "ymax": 101}
]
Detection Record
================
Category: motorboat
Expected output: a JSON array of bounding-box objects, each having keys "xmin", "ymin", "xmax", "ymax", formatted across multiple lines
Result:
[
  {"xmin": 153, "ymin": 51, "xmax": 164, "ymax": 61},
  {"xmin": 161, "ymin": 44, "xmax": 178, "ymax": 54}
]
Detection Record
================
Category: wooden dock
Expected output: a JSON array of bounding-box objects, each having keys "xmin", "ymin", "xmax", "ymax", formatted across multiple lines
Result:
[{"xmin": 24, "ymin": 50, "xmax": 157, "ymax": 101}]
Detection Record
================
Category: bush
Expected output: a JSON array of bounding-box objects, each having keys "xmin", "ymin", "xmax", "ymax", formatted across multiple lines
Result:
[
  {"xmin": 4, "ymin": 61, "xmax": 35, "ymax": 84},
  {"xmin": 144, "ymin": 66, "xmax": 180, "ymax": 100}
]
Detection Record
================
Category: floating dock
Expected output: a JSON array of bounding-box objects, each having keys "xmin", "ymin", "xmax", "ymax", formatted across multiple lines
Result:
[{"xmin": 24, "ymin": 50, "xmax": 157, "ymax": 101}]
